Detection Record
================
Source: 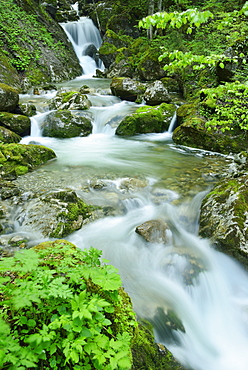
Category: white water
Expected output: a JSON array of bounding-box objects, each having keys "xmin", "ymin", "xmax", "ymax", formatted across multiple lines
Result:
[
  {"xmin": 17, "ymin": 18, "xmax": 248, "ymax": 370},
  {"xmin": 60, "ymin": 17, "xmax": 104, "ymax": 76}
]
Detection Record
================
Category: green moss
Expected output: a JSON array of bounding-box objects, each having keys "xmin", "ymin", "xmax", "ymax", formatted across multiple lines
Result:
[{"xmin": 0, "ymin": 143, "xmax": 56, "ymax": 178}]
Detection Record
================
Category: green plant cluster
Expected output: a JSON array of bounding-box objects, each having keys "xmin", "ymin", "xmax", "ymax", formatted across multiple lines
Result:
[
  {"xmin": 199, "ymin": 82, "xmax": 248, "ymax": 132},
  {"xmin": 0, "ymin": 241, "xmax": 137, "ymax": 369},
  {"xmin": 0, "ymin": 0, "xmax": 67, "ymax": 71}
]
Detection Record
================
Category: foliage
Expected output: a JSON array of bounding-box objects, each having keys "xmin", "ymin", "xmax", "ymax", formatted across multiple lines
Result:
[
  {"xmin": 158, "ymin": 49, "xmax": 238, "ymax": 74},
  {"xmin": 199, "ymin": 82, "xmax": 248, "ymax": 132},
  {"xmin": 0, "ymin": 242, "xmax": 136, "ymax": 369},
  {"xmin": 0, "ymin": 0, "xmax": 67, "ymax": 71},
  {"xmin": 138, "ymin": 8, "xmax": 214, "ymax": 34}
]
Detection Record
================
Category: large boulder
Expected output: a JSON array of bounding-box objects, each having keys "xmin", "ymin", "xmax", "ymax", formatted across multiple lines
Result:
[
  {"xmin": 49, "ymin": 91, "xmax": 92, "ymax": 110},
  {"xmin": 11, "ymin": 189, "xmax": 96, "ymax": 238},
  {"xmin": 199, "ymin": 174, "xmax": 248, "ymax": 268},
  {"xmin": 116, "ymin": 103, "xmax": 176, "ymax": 136},
  {"xmin": 110, "ymin": 77, "xmax": 146, "ymax": 102},
  {"xmin": 143, "ymin": 81, "xmax": 172, "ymax": 105},
  {"xmin": 0, "ymin": 84, "xmax": 19, "ymax": 112},
  {"xmin": 41, "ymin": 110, "xmax": 92, "ymax": 138},
  {"xmin": 0, "ymin": 112, "xmax": 31, "ymax": 136},
  {"xmin": 0, "ymin": 143, "xmax": 56, "ymax": 179}
]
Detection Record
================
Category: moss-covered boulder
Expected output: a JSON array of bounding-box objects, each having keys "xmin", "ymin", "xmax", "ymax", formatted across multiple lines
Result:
[
  {"xmin": 0, "ymin": 83, "xmax": 19, "ymax": 112},
  {"xmin": 0, "ymin": 143, "xmax": 56, "ymax": 179},
  {"xmin": 0, "ymin": 126, "xmax": 21, "ymax": 144},
  {"xmin": 116, "ymin": 103, "xmax": 176, "ymax": 136},
  {"xmin": 199, "ymin": 175, "xmax": 248, "ymax": 268},
  {"xmin": 173, "ymin": 87, "xmax": 248, "ymax": 155},
  {"xmin": 41, "ymin": 110, "xmax": 92, "ymax": 138},
  {"xmin": 110, "ymin": 77, "xmax": 146, "ymax": 102},
  {"xmin": 49, "ymin": 91, "xmax": 92, "ymax": 110},
  {"xmin": 0, "ymin": 112, "xmax": 31, "ymax": 136}
]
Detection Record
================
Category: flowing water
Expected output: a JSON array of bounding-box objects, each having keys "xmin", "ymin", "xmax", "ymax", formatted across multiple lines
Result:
[{"xmin": 16, "ymin": 17, "xmax": 248, "ymax": 370}]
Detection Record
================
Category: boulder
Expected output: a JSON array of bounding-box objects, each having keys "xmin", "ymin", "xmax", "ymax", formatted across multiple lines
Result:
[
  {"xmin": 116, "ymin": 104, "xmax": 176, "ymax": 136},
  {"xmin": 199, "ymin": 173, "xmax": 248, "ymax": 268},
  {"xmin": 49, "ymin": 91, "xmax": 92, "ymax": 110},
  {"xmin": 12, "ymin": 189, "xmax": 97, "ymax": 238},
  {"xmin": 110, "ymin": 77, "xmax": 146, "ymax": 102},
  {"xmin": 0, "ymin": 126, "xmax": 21, "ymax": 143},
  {"xmin": 143, "ymin": 81, "xmax": 172, "ymax": 105},
  {"xmin": 41, "ymin": 110, "xmax": 92, "ymax": 138},
  {"xmin": 135, "ymin": 220, "xmax": 169, "ymax": 243},
  {"xmin": 0, "ymin": 83, "xmax": 19, "ymax": 112},
  {"xmin": 0, "ymin": 143, "xmax": 56, "ymax": 179},
  {"xmin": 0, "ymin": 112, "xmax": 31, "ymax": 136}
]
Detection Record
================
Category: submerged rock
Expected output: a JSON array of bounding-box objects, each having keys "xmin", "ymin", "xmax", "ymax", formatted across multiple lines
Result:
[{"xmin": 41, "ymin": 110, "xmax": 92, "ymax": 138}]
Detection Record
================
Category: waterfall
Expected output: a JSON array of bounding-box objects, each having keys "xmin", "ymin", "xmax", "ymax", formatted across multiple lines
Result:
[{"xmin": 61, "ymin": 17, "xmax": 104, "ymax": 76}]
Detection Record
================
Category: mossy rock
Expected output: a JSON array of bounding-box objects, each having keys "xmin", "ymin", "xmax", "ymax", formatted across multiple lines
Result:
[
  {"xmin": 49, "ymin": 91, "xmax": 92, "ymax": 110},
  {"xmin": 0, "ymin": 83, "xmax": 19, "ymax": 112},
  {"xmin": 199, "ymin": 175, "xmax": 248, "ymax": 269},
  {"xmin": 41, "ymin": 110, "xmax": 92, "ymax": 138},
  {"xmin": 131, "ymin": 320, "xmax": 186, "ymax": 370},
  {"xmin": 0, "ymin": 126, "xmax": 21, "ymax": 144},
  {"xmin": 0, "ymin": 143, "xmax": 56, "ymax": 179},
  {"xmin": 110, "ymin": 77, "xmax": 146, "ymax": 102},
  {"xmin": 116, "ymin": 104, "xmax": 176, "ymax": 136},
  {"xmin": 0, "ymin": 112, "xmax": 31, "ymax": 135}
]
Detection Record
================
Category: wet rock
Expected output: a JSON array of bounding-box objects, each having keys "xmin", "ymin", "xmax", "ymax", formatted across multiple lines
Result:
[
  {"xmin": 110, "ymin": 77, "xmax": 146, "ymax": 102},
  {"xmin": 12, "ymin": 189, "xmax": 98, "ymax": 238},
  {"xmin": 0, "ymin": 126, "xmax": 21, "ymax": 143},
  {"xmin": 0, "ymin": 181, "xmax": 20, "ymax": 199},
  {"xmin": 0, "ymin": 112, "xmax": 31, "ymax": 136},
  {"xmin": 41, "ymin": 110, "xmax": 92, "ymax": 138},
  {"xmin": 0, "ymin": 83, "xmax": 19, "ymax": 112},
  {"xmin": 49, "ymin": 91, "xmax": 92, "ymax": 110},
  {"xmin": 199, "ymin": 175, "xmax": 248, "ymax": 268},
  {"xmin": 0, "ymin": 143, "xmax": 56, "ymax": 179},
  {"xmin": 136, "ymin": 219, "xmax": 169, "ymax": 244},
  {"xmin": 143, "ymin": 80, "xmax": 172, "ymax": 105}
]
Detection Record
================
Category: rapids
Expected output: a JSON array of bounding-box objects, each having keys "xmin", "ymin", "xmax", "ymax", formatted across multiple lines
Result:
[{"xmin": 15, "ymin": 16, "xmax": 248, "ymax": 370}]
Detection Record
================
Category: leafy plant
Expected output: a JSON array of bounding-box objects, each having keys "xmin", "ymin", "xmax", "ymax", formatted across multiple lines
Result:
[
  {"xmin": 199, "ymin": 82, "xmax": 248, "ymax": 132},
  {"xmin": 0, "ymin": 241, "xmax": 136, "ymax": 369},
  {"xmin": 138, "ymin": 8, "xmax": 214, "ymax": 35}
]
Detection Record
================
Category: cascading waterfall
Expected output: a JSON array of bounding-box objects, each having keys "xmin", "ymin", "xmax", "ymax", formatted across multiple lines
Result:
[
  {"xmin": 16, "ymin": 16, "xmax": 248, "ymax": 370},
  {"xmin": 60, "ymin": 17, "xmax": 104, "ymax": 76}
]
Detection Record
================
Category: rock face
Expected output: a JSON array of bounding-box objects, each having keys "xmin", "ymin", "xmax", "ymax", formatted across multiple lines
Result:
[
  {"xmin": 0, "ymin": 0, "xmax": 82, "ymax": 91},
  {"xmin": 116, "ymin": 104, "xmax": 176, "ymax": 136},
  {"xmin": 41, "ymin": 110, "xmax": 92, "ymax": 138}
]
